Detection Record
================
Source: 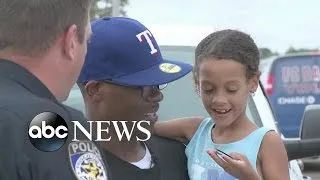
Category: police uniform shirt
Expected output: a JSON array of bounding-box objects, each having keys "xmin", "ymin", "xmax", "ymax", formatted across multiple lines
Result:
[
  {"xmin": 103, "ymin": 135, "xmax": 190, "ymax": 180},
  {"xmin": 0, "ymin": 60, "xmax": 111, "ymax": 180}
]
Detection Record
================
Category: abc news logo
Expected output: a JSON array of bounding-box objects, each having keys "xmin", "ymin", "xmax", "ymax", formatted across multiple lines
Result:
[
  {"xmin": 28, "ymin": 112, "xmax": 68, "ymax": 152},
  {"xmin": 28, "ymin": 112, "xmax": 151, "ymax": 152}
]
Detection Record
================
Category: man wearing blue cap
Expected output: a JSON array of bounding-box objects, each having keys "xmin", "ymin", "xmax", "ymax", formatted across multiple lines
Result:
[{"xmin": 77, "ymin": 17, "xmax": 192, "ymax": 179}]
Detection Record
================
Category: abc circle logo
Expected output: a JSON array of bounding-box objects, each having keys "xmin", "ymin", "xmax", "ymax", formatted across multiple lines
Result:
[{"xmin": 28, "ymin": 112, "xmax": 68, "ymax": 152}]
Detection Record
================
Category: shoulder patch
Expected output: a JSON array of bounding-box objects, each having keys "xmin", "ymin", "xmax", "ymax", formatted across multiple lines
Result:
[{"xmin": 68, "ymin": 141, "xmax": 108, "ymax": 180}]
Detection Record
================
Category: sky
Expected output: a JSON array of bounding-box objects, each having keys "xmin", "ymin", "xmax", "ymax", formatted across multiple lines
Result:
[{"xmin": 124, "ymin": 0, "xmax": 320, "ymax": 54}]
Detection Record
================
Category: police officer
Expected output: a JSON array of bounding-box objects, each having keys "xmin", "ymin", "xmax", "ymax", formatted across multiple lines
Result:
[{"xmin": 0, "ymin": 0, "xmax": 111, "ymax": 179}]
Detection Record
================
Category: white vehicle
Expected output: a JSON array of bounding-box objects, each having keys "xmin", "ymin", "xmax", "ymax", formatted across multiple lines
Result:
[{"xmin": 64, "ymin": 46, "xmax": 320, "ymax": 180}]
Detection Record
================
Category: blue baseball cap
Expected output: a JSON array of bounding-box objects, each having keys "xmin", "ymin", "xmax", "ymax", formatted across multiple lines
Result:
[{"xmin": 77, "ymin": 17, "xmax": 193, "ymax": 86}]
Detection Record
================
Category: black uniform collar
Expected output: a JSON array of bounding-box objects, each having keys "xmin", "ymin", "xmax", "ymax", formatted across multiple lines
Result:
[
  {"xmin": 0, "ymin": 59, "xmax": 58, "ymax": 102},
  {"xmin": 102, "ymin": 138, "xmax": 160, "ymax": 170}
]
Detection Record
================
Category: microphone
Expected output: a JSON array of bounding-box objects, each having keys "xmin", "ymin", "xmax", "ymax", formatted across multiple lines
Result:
[{"xmin": 150, "ymin": 155, "xmax": 158, "ymax": 168}]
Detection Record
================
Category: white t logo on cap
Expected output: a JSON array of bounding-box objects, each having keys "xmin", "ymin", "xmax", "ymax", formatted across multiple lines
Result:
[{"xmin": 136, "ymin": 30, "xmax": 158, "ymax": 55}]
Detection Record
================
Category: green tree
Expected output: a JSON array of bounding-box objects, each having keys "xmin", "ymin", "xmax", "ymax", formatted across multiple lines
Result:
[
  {"xmin": 259, "ymin": 48, "xmax": 279, "ymax": 59},
  {"xmin": 90, "ymin": 0, "xmax": 129, "ymax": 21},
  {"xmin": 286, "ymin": 46, "xmax": 298, "ymax": 54},
  {"xmin": 285, "ymin": 46, "xmax": 319, "ymax": 54}
]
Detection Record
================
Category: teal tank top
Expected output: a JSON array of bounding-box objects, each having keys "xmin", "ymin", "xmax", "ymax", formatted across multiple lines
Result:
[{"xmin": 185, "ymin": 118, "xmax": 273, "ymax": 180}]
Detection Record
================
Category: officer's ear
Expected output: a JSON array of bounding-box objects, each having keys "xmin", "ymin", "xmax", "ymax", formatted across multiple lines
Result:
[
  {"xmin": 84, "ymin": 81, "xmax": 103, "ymax": 102},
  {"xmin": 62, "ymin": 24, "xmax": 78, "ymax": 62}
]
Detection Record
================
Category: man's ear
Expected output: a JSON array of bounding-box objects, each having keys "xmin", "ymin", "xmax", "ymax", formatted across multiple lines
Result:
[
  {"xmin": 85, "ymin": 81, "xmax": 103, "ymax": 102},
  {"xmin": 62, "ymin": 24, "xmax": 78, "ymax": 61}
]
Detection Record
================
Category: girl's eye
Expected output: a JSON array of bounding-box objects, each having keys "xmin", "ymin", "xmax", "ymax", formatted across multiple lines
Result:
[
  {"xmin": 201, "ymin": 87, "xmax": 214, "ymax": 93},
  {"xmin": 227, "ymin": 88, "xmax": 238, "ymax": 93}
]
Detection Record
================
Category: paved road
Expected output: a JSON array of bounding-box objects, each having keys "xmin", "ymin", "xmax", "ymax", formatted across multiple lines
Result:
[{"xmin": 302, "ymin": 159, "xmax": 320, "ymax": 180}]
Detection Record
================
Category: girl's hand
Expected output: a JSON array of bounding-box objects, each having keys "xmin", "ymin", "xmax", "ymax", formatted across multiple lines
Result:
[{"xmin": 207, "ymin": 150, "xmax": 261, "ymax": 180}]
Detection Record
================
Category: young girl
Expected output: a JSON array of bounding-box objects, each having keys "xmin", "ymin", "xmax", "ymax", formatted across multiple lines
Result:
[{"xmin": 154, "ymin": 30, "xmax": 290, "ymax": 180}]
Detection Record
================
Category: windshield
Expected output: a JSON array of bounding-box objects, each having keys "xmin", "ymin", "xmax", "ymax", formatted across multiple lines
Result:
[{"xmin": 272, "ymin": 55, "xmax": 320, "ymax": 95}]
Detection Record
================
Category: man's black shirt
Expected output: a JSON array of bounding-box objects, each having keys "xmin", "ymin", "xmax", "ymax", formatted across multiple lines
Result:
[
  {"xmin": 103, "ymin": 136, "xmax": 190, "ymax": 180},
  {"xmin": 0, "ymin": 60, "xmax": 111, "ymax": 180}
]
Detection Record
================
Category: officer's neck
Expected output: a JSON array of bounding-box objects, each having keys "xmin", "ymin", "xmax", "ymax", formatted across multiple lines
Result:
[{"xmin": 0, "ymin": 51, "xmax": 68, "ymax": 102}]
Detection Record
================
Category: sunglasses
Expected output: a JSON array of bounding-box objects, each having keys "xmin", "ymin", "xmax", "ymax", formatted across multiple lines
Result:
[
  {"xmin": 100, "ymin": 80, "xmax": 168, "ymax": 99},
  {"xmin": 102, "ymin": 80, "xmax": 168, "ymax": 90}
]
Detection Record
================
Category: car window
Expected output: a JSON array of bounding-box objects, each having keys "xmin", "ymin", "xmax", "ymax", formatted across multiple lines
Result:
[
  {"xmin": 64, "ymin": 87, "xmax": 85, "ymax": 113},
  {"xmin": 246, "ymin": 96, "xmax": 263, "ymax": 127},
  {"xmin": 72, "ymin": 84, "xmax": 79, "ymax": 90},
  {"xmin": 272, "ymin": 55, "xmax": 320, "ymax": 95}
]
